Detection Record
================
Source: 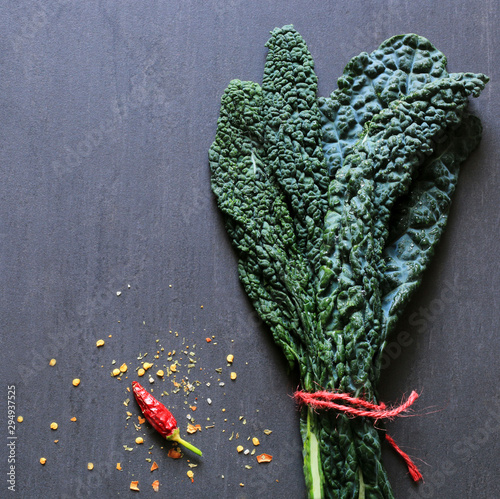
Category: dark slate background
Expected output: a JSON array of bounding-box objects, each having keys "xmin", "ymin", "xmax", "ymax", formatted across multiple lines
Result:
[{"xmin": 1, "ymin": 1, "xmax": 498, "ymax": 498}]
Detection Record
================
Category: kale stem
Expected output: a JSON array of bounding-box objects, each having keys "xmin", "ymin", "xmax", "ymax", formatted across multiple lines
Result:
[{"xmin": 301, "ymin": 408, "xmax": 324, "ymax": 499}]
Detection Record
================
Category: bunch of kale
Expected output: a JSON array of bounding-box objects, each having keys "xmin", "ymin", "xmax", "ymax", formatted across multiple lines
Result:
[{"xmin": 209, "ymin": 25, "xmax": 487, "ymax": 498}]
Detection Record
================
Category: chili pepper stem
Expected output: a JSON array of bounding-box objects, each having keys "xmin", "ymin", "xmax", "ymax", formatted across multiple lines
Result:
[{"xmin": 167, "ymin": 428, "xmax": 203, "ymax": 456}]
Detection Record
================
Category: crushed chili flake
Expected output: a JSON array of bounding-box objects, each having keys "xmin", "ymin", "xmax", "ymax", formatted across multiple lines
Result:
[
  {"xmin": 190, "ymin": 405, "xmax": 197, "ymax": 411},
  {"xmin": 152, "ymin": 479, "xmax": 160, "ymax": 492},
  {"xmin": 150, "ymin": 461, "xmax": 158, "ymax": 472},
  {"xmin": 256, "ymin": 453, "xmax": 273, "ymax": 463},
  {"xmin": 116, "ymin": 463, "xmax": 122, "ymax": 471},
  {"xmin": 205, "ymin": 338, "xmax": 212, "ymax": 343},
  {"xmin": 168, "ymin": 448, "xmax": 182, "ymax": 459},
  {"xmin": 70, "ymin": 417, "xmax": 77, "ymax": 422},
  {"xmin": 130, "ymin": 480, "xmax": 140, "ymax": 491},
  {"xmin": 186, "ymin": 424, "xmax": 197, "ymax": 434},
  {"xmin": 138, "ymin": 416, "xmax": 146, "ymax": 424}
]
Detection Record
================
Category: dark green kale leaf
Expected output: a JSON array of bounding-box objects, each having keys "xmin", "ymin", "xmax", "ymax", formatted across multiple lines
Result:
[
  {"xmin": 380, "ymin": 112, "xmax": 483, "ymax": 336},
  {"xmin": 320, "ymin": 34, "xmax": 449, "ymax": 175},
  {"xmin": 208, "ymin": 78, "xmax": 317, "ymax": 372},
  {"xmin": 262, "ymin": 26, "xmax": 329, "ymax": 275}
]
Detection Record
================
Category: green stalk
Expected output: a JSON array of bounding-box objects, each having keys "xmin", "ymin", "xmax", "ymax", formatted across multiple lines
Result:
[
  {"xmin": 166, "ymin": 428, "xmax": 203, "ymax": 456},
  {"xmin": 301, "ymin": 409, "xmax": 324, "ymax": 499}
]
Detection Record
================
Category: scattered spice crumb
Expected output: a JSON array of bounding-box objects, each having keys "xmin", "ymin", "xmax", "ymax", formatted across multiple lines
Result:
[
  {"xmin": 40, "ymin": 457, "xmax": 46, "ymax": 465},
  {"xmin": 150, "ymin": 461, "xmax": 158, "ymax": 472},
  {"xmin": 152, "ymin": 480, "xmax": 160, "ymax": 492},
  {"xmin": 264, "ymin": 429, "xmax": 272, "ymax": 435},
  {"xmin": 116, "ymin": 463, "xmax": 122, "ymax": 471},
  {"xmin": 130, "ymin": 480, "xmax": 139, "ymax": 491},
  {"xmin": 70, "ymin": 417, "xmax": 77, "ymax": 422},
  {"xmin": 49, "ymin": 359, "xmax": 56, "ymax": 366},
  {"xmin": 136, "ymin": 437, "xmax": 144, "ymax": 445},
  {"xmin": 72, "ymin": 378, "xmax": 81, "ymax": 387},
  {"xmin": 168, "ymin": 448, "xmax": 182, "ymax": 459},
  {"xmin": 50, "ymin": 422, "xmax": 58, "ymax": 430},
  {"xmin": 187, "ymin": 470, "xmax": 194, "ymax": 483},
  {"xmin": 54, "ymin": 440, "xmax": 58, "ymax": 444},
  {"xmin": 87, "ymin": 463, "xmax": 94, "ymax": 471},
  {"xmin": 96, "ymin": 339, "xmax": 105, "ymax": 347},
  {"xmin": 116, "ymin": 291, "xmax": 122, "ymax": 297},
  {"xmin": 240, "ymin": 483, "xmax": 244, "ymax": 487},
  {"xmin": 257, "ymin": 453, "xmax": 273, "ymax": 463},
  {"xmin": 170, "ymin": 363, "xmax": 177, "ymax": 373},
  {"xmin": 17, "ymin": 416, "xmax": 23, "ymax": 423},
  {"xmin": 245, "ymin": 465, "xmax": 252, "ymax": 470}
]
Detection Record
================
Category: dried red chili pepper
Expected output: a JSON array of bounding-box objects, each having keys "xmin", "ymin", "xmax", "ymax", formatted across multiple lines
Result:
[{"xmin": 132, "ymin": 381, "xmax": 202, "ymax": 456}]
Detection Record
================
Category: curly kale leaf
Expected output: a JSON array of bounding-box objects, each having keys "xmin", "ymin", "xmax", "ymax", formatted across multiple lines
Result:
[
  {"xmin": 320, "ymin": 33, "xmax": 449, "ymax": 175},
  {"xmin": 208, "ymin": 79, "xmax": 317, "ymax": 371},
  {"xmin": 380, "ymin": 112, "xmax": 483, "ymax": 335},
  {"xmin": 262, "ymin": 25, "xmax": 329, "ymax": 275},
  {"xmin": 315, "ymin": 72, "xmax": 487, "ymax": 498}
]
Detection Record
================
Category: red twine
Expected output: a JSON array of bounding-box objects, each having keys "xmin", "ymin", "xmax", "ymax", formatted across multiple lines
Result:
[{"xmin": 294, "ymin": 389, "xmax": 423, "ymax": 482}]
